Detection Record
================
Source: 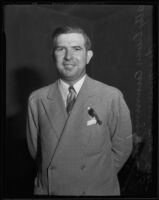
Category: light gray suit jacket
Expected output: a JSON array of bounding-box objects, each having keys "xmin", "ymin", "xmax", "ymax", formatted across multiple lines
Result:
[{"xmin": 26, "ymin": 75, "xmax": 132, "ymax": 196}]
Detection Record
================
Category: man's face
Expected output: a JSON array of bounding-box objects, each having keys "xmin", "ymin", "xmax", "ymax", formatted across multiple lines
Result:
[{"xmin": 54, "ymin": 33, "xmax": 93, "ymax": 83}]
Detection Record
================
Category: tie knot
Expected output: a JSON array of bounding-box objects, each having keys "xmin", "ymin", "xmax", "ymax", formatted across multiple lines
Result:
[
  {"xmin": 69, "ymin": 85, "xmax": 75, "ymax": 93},
  {"xmin": 68, "ymin": 85, "xmax": 75, "ymax": 92}
]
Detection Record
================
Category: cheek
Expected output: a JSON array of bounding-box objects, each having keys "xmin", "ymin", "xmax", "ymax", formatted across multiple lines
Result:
[
  {"xmin": 78, "ymin": 56, "xmax": 87, "ymax": 65},
  {"xmin": 75, "ymin": 54, "xmax": 85, "ymax": 61},
  {"xmin": 55, "ymin": 56, "xmax": 63, "ymax": 64}
]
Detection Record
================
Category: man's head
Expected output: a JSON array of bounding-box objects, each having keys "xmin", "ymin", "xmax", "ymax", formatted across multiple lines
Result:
[{"xmin": 51, "ymin": 26, "xmax": 93, "ymax": 84}]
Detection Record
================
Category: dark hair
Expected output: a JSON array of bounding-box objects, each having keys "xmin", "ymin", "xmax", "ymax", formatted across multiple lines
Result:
[{"xmin": 51, "ymin": 26, "xmax": 92, "ymax": 51}]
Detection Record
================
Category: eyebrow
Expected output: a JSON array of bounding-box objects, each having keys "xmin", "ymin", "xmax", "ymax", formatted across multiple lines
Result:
[
  {"xmin": 72, "ymin": 45, "xmax": 83, "ymax": 48},
  {"xmin": 55, "ymin": 45, "xmax": 84, "ymax": 49}
]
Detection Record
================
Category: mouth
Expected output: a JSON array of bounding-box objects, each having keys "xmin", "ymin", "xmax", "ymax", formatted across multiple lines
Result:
[
  {"xmin": 63, "ymin": 63, "xmax": 74, "ymax": 65},
  {"xmin": 63, "ymin": 63, "xmax": 75, "ymax": 69}
]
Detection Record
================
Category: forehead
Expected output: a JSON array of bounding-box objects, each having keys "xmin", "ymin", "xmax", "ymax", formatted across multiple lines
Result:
[{"xmin": 55, "ymin": 33, "xmax": 85, "ymax": 46}]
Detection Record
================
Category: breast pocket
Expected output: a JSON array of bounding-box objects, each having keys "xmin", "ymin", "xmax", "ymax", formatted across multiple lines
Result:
[{"xmin": 82, "ymin": 122, "xmax": 108, "ymax": 156}]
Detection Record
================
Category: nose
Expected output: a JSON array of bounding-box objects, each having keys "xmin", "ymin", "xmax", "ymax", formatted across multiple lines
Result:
[{"xmin": 64, "ymin": 49, "xmax": 73, "ymax": 60}]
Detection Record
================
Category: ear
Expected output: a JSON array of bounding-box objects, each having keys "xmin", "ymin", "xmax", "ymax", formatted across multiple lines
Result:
[
  {"xmin": 51, "ymin": 48, "xmax": 58, "ymax": 62},
  {"xmin": 86, "ymin": 50, "xmax": 93, "ymax": 64}
]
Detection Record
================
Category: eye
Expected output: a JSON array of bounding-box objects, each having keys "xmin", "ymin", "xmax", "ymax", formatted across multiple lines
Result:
[
  {"xmin": 55, "ymin": 47, "xmax": 65, "ymax": 52},
  {"xmin": 73, "ymin": 46, "xmax": 82, "ymax": 51}
]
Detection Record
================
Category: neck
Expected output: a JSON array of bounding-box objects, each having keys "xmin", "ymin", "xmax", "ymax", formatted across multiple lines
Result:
[{"xmin": 61, "ymin": 74, "xmax": 86, "ymax": 86}]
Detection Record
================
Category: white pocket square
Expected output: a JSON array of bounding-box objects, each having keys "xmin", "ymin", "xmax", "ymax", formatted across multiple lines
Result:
[{"xmin": 87, "ymin": 117, "xmax": 97, "ymax": 126}]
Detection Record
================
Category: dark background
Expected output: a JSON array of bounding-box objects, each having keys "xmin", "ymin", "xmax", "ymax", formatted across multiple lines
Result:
[{"xmin": 4, "ymin": 4, "xmax": 157, "ymax": 198}]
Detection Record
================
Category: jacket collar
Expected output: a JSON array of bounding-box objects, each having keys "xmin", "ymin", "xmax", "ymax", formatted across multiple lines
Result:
[{"xmin": 47, "ymin": 75, "xmax": 96, "ymax": 101}]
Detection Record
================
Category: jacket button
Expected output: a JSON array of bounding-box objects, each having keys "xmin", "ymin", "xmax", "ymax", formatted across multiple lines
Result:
[
  {"xmin": 50, "ymin": 165, "xmax": 56, "ymax": 170},
  {"xmin": 80, "ymin": 165, "xmax": 86, "ymax": 170},
  {"xmin": 51, "ymin": 191, "xmax": 56, "ymax": 195},
  {"xmin": 82, "ymin": 191, "xmax": 85, "ymax": 195}
]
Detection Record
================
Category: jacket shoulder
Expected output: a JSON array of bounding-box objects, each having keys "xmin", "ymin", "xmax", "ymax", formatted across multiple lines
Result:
[
  {"xmin": 28, "ymin": 82, "xmax": 55, "ymax": 102},
  {"xmin": 92, "ymin": 79, "xmax": 123, "ymax": 97}
]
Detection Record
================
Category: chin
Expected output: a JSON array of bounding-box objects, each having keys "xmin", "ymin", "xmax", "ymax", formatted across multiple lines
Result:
[{"xmin": 62, "ymin": 71, "xmax": 76, "ymax": 78}]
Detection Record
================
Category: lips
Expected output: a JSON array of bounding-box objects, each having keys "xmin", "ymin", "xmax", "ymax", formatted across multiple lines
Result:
[
  {"xmin": 63, "ymin": 63, "xmax": 75, "ymax": 71},
  {"xmin": 63, "ymin": 63, "xmax": 75, "ymax": 66},
  {"xmin": 63, "ymin": 62, "xmax": 76, "ymax": 69}
]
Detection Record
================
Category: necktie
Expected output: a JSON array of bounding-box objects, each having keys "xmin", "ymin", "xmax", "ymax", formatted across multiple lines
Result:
[{"xmin": 66, "ymin": 86, "xmax": 76, "ymax": 114}]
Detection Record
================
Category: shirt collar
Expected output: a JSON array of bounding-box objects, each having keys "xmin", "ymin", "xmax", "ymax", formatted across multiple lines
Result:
[
  {"xmin": 73, "ymin": 74, "xmax": 86, "ymax": 94},
  {"xmin": 58, "ymin": 75, "xmax": 86, "ymax": 102}
]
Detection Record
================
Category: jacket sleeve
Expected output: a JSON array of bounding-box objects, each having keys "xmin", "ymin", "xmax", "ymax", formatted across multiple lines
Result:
[
  {"xmin": 108, "ymin": 91, "xmax": 132, "ymax": 173},
  {"xmin": 26, "ymin": 95, "xmax": 39, "ymax": 160}
]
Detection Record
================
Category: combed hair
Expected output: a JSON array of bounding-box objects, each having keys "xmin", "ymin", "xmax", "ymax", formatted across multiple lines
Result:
[{"xmin": 51, "ymin": 26, "xmax": 92, "ymax": 51}]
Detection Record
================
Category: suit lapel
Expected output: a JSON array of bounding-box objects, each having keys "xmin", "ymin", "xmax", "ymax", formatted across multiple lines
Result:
[
  {"xmin": 52, "ymin": 76, "xmax": 97, "ymax": 150},
  {"xmin": 68, "ymin": 75, "xmax": 96, "ymax": 121},
  {"xmin": 41, "ymin": 81, "xmax": 67, "ymax": 139},
  {"xmin": 68, "ymin": 75, "xmax": 97, "ymax": 136}
]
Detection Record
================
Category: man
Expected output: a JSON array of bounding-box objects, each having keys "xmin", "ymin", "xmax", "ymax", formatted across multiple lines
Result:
[{"xmin": 26, "ymin": 26, "xmax": 132, "ymax": 196}]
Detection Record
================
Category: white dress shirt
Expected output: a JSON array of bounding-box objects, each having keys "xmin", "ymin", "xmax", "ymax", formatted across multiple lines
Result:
[{"xmin": 58, "ymin": 75, "xmax": 86, "ymax": 107}]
